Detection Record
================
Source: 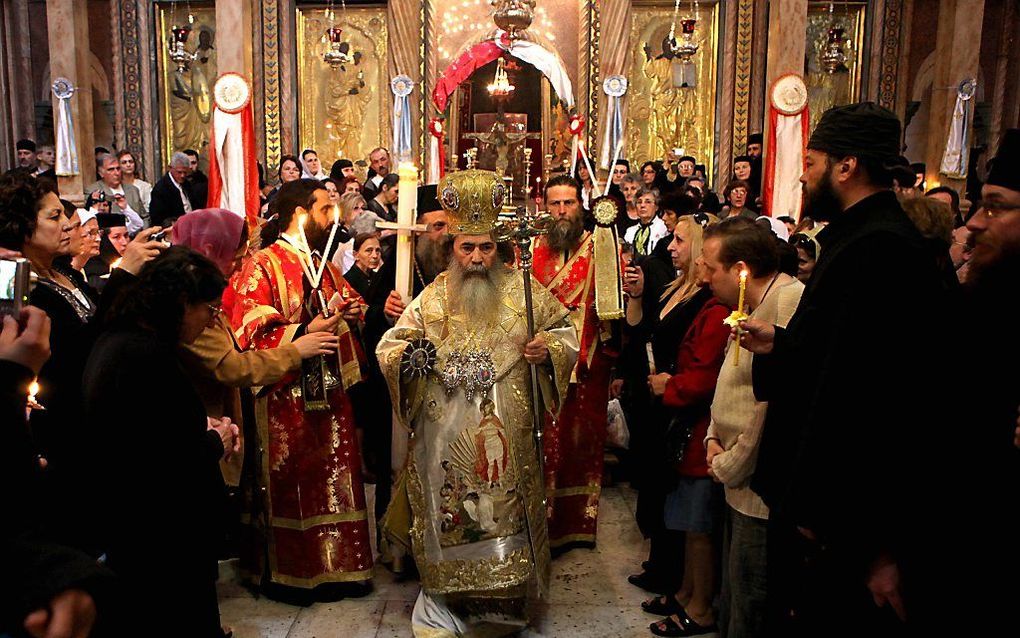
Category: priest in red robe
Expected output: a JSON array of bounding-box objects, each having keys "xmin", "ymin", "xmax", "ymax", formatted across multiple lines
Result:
[
  {"xmin": 532, "ymin": 175, "xmax": 623, "ymax": 548},
  {"xmin": 231, "ymin": 179, "xmax": 373, "ymax": 595}
]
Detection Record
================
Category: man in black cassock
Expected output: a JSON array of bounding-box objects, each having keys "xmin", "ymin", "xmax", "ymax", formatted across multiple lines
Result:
[
  {"xmin": 955, "ymin": 129, "xmax": 1020, "ymax": 634},
  {"xmin": 739, "ymin": 103, "xmax": 953, "ymax": 635}
]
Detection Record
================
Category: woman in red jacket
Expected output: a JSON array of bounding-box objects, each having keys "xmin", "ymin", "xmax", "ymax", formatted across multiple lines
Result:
[{"xmin": 644, "ymin": 239, "xmax": 731, "ymax": 637}]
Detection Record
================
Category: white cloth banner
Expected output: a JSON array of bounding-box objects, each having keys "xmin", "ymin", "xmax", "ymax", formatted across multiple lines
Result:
[
  {"xmin": 211, "ymin": 108, "xmax": 245, "ymax": 218},
  {"xmin": 772, "ymin": 113, "xmax": 805, "ymax": 220},
  {"xmin": 55, "ymin": 96, "xmax": 79, "ymax": 176},
  {"xmin": 496, "ymin": 36, "xmax": 574, "ymax": 108},
  {"xmin": 940, "ymin": 93, "xmax": 970, "ymax": 178}
]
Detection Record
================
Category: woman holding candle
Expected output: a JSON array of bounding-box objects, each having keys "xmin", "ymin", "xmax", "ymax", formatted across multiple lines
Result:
[
  {"xmin": 621, "ymin": 214, "xmax": 716, "ymax": 598},
  {"xmin": 0, "ymin": 171, "xmax": 165, "ymax": 553},
  {"xmin": 642, "ymin": 216, "xmax": 730, "ymax": 637}
]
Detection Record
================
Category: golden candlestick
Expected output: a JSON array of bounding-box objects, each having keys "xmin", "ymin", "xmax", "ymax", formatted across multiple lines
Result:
[{"xmin": 523, "ymin": 147, "xmax": 533, "ymax": 208}]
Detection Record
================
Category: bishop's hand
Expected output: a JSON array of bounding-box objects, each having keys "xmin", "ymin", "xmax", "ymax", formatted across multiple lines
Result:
[{"xmin": 524, "ymin": 335, "xmax": 549, "ymax": 365}]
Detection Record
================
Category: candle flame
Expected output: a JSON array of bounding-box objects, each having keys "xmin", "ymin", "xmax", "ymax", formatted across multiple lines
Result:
[
  {"xmin": 111, "ymin": 258, "xmax": 123, "ymax": 270},
  {"xmin": 28, "ymin": 381, "xmax": 39, "ymax": 397},
  {"xmin": 299, "ymin": 214, "xmax": 308, "ymax": 227},
  {"xmin": 740, "ymin": 269, "xmax": 749, "ymax": 280}
]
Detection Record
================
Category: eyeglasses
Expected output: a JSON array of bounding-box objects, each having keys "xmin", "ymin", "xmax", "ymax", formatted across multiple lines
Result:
[
  {"xmin": 977, "ymin": 202, "xmax": 1020, "ymax": 219},
  {"xmin": 206, "ymin": 304, "xmax": 223, "ymax": 317}
]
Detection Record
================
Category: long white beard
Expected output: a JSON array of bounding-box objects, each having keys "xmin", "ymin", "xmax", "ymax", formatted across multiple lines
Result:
[{"xmin": 447, "ymin": 259, "xmax": 507, "ymax": 325}]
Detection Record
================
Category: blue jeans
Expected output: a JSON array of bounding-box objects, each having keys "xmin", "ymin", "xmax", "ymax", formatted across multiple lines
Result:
[{"xmin": 721, "ymin": 507, "xmax": 768, "ymax": 638}]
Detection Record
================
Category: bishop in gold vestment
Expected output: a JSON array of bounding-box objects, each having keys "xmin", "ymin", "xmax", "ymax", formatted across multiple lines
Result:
[{"xmin": 376, "ymin": 170, "xmax": 579, "ymax": 637}]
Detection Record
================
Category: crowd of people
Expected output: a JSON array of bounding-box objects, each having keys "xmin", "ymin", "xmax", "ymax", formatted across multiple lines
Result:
[{"xmin": 2, "ymin": 102, "xmax": 1017, "ymax": 637}]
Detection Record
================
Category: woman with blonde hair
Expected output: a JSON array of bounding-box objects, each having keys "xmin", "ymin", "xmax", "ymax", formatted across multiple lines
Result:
[
  {"xmin": 621, "ymin": 214, "xmax": 719, "ymax": 599},
  {"xmin": 330, "ymin": 190, "xmax": 370, "ymax": 273}
]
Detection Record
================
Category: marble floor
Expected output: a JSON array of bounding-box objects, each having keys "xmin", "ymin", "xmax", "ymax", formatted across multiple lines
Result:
[{"xmin": 218, "ymin": 485, "xmax": 711, "ymax": 637}]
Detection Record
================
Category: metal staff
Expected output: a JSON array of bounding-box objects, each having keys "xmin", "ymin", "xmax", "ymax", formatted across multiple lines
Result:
[{"xmin": 495, "ymin": 206, "xmax": 552, "ymax": 474}]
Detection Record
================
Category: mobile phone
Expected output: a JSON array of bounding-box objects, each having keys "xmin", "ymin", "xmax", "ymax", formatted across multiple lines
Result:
[
  {"xmin": 0, "ymin": 258, "xmax": 32, "ymax": 317},
  {"xmin": 150, "ymin": 228, "xmax": 169, "ymax": 242},
  {"xmin": 673, "ymin": 148, "xmax": 684, "ymax": 157}
]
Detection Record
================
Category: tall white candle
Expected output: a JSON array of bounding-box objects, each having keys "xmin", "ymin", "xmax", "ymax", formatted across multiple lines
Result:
[{"xmin": 395, "ymin": 162, "xmax": 419, "ymax": 303}]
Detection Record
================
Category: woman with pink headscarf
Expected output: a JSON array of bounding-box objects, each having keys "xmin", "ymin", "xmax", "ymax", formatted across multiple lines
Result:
[{"xmin": 173, "ymin": 208, "xmax": 340, "ymax": 486}]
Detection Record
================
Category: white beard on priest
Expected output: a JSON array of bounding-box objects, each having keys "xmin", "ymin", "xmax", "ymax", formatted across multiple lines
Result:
[{"xmin": 377, "ymin": 170, "xmax": 579, "ymax": 637}]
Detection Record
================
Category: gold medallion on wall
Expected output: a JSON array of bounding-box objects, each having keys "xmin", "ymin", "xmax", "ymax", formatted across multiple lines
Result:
[
  {"xmin": 296, "ymin": 7, "xmax": 389, "ymax": 167},
  {"xmin": 627, "ymin": 1, "xmax": 718, "ymax": 183},
  {"xmin": 805, "ymin": 2, "xmax": 867, "ymax": 133},
  {"xmin": 155, "ymin": 3, "xmax": 217, "ymax": 170}
]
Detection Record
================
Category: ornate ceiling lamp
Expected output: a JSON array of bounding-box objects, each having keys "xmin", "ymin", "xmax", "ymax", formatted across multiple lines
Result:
[
  {"xmin": 819, "ymin": 2, "xmax": 851, "ymax": 74},
  {"xmin": 322, "ymin": 0, "xmax": 355, "ymax": 70},
  {"xmin": 491, "ymin": 0, "xmax": 536, "ymax": 49},
  {"xmin": 487, "ymin": 56, "xmax": 516, "ymax": 98},
  {"xmin": 668, "ymin": 0, "xmax": 700, "ymax": 64},
  {"xmin": 168, "ymin": 2, "xmax": 195, "ymax": 73}
]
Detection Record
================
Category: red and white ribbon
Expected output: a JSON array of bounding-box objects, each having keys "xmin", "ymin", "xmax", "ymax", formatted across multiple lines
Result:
[{"xmin": 427, "ymin": 117, "xmax": 446, "ymax": 185}]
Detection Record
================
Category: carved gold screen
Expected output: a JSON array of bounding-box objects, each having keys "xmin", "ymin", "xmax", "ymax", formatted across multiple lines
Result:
[
  {"xmin": 155, "ymin": 3, "xmax": 217, "ymax": 170},
  {"xmin": 805, "ymin": 2, "xmax": 867, "ymax": 133},
  {"xmin": 296, "ymin": 7, "xmax": 389, "ymax": 166},
  {"xmin": 627, "ymin": 1, "xmax": 719, "ymax": 182}
]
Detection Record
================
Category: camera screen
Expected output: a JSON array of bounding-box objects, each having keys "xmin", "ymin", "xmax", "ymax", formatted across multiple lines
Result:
[{"xmin": 0, "ymin": 260, "xmax": 18, "ymax": 301}]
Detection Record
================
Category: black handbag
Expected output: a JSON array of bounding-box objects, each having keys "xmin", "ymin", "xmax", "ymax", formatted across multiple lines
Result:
[{"xmin": 663, "ymin": 409, "xmax": 698, "ymax": 468}]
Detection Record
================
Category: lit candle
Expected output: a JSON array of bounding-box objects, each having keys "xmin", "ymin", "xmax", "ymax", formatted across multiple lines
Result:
[
  {"xmin": 734, "ymin": 269, "xmax": 749, "ymax": 366},
  {"xmin": 313, "ymin": 204, "xmax": 342, "ymax": 286},
  {"xmin": 295, "ymin": 214, "xmax": 319, "ymax": 287},
  {"xmin": 110, "ymin": 257, "xmax": 122, "ymax": 273},
  {"xmin": 26, "ymin": 380, "xmax": 42, "ymax": 419}
]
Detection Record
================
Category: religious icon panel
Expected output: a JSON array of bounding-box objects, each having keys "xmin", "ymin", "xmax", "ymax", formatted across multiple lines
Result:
[
  {"xmin": 627, "ymin": 0, "xmax": 719, "ymax": 184},
  {"xmin": 296, "ymin": 7, "xmax": 389, "ymax": 168},
  {"xmin": 805, "ymin": 1, "xmax": 868, "ymax": 133},
  {"xmin": 154, "ymin": 2, "xmax": 216, "ymax": 171}
]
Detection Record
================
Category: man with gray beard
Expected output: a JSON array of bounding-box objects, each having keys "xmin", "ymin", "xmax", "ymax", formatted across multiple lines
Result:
[
  {"xmin": 377, "ymin": 170, "xmax": 579, "ymax": 636},
  {"xmin": 383, "ymin": 185, "xmax": 452, "ymax": 322},
  {"xmin": 531, "ymin": 175, "xmax": 622, "ymax": 550}
]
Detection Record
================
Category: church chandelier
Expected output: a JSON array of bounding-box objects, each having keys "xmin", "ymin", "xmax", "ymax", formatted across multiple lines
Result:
[
  {"xmin": 819, "ymin": 2, "xmax": 851, "ymax": 74},
  {"xmin": 668, "ymin": 0, "xmax": 700, "ymax": 64},
  {"xmin": 322, "ymin": 0, "xmax": 356, "ymax": 70},
  {"xmin": 487, "ymin": 56, "xmax": 516, "ymax": 97}
]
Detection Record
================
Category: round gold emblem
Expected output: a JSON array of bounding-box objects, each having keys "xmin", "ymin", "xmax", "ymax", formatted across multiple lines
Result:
[
  {"xmin": 213, "ymin": 73, "xmax": 251, "ymax": 114},
  {"xmin": 770, "ymin": 74, "xmax": 808, "ymax": 116}
]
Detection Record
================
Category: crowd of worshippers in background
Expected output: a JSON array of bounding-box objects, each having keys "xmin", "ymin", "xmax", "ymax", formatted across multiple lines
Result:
[{"xmin": 3, "ymin": 103, "xmax": 1018, "ymax": 638}]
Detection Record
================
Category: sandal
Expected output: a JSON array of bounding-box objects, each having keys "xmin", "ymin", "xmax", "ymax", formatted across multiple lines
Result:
[
  {"xmin": 649, "ymin": 610, "xmax": 718, "ymax": 637},
  {"xmin": 641, "ymin": 595, "xmax": 685, "ymax": 616}
]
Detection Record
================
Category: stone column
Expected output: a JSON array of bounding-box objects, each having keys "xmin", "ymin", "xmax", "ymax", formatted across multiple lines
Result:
[
  {"xmin": 596, "ymin": 0, "xmax": 632, "ymax": 175},
  {"xmin": 763, "ymin": 0, "xmax": 808, "ymax": 161},
  {"xmin": 47, "ymin": 0, "xmax": 95, "ymax": 204},
  {"xmin": 923, "ymin": 0, "xmax": 985, "ymax": 191},
  {"xmin": 216, "ymin": 0, "xmax": 255, "ymax": 78},
  {"xmin": 388, "ymin": 0, "xmax": 423, "ymax": 164}
]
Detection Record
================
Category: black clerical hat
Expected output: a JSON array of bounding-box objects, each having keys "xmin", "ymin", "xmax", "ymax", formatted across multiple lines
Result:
[
  {"xmin": 96, "ymin": 213, "xmax": 127, "ymax": 229},
  {"xmin": 16, "ymin": 139, "xmax": 36, "ymax": 152},
  {"xmin": 987, "ymin": 129, "xmax": 1020, "ymax": 193},
  {"xmin": 808, "ymin": 102, "xmax": 901, "ymax": 163},
  {"xmin": 747, "ymin": 133, "xmax": 763, "ymax": 145},
  {"xmin": 417, "ymin": 184, "xmax": 441, "ymax": 216}
]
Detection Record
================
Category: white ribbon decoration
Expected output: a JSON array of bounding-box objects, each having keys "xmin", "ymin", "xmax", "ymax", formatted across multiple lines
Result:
[
  {"xmin": 427, "ymin": 134, "xmax": 442, "ymax": 185},
  {"xmin": 211, "ymin": 108, "xmax": 246, "ymax": 217},
  {"xmin": 391, "ymin": 76, "xmax": 414, "ymax": 163},
  {"xmin": 52, "ymin": 79, "xmax": 79, "ymax": 176},
  {"xmin": 940, "ymin": 82, "xmax": 975, "ymax": 178},
  {"xmin": 600, "ymin": 82, "xmax": 626, "ymax": 171},
  {"xmin": 772, "ymin": 112, "xmax": 805, "ymax": 219}
]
